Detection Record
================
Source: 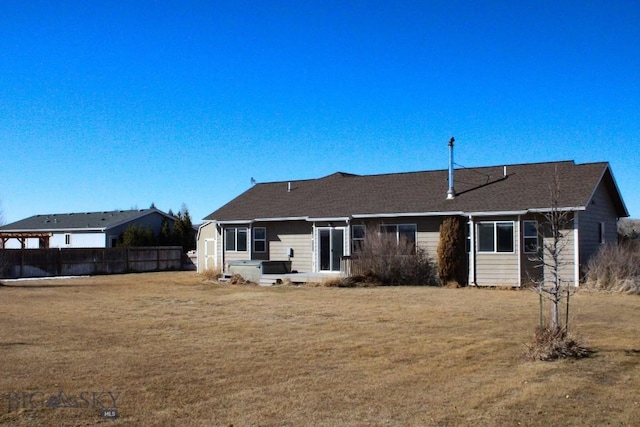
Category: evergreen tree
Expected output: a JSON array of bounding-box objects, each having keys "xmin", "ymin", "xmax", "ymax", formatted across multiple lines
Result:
[
  {"xmin": 436, "ymin": 216, "xmax": 467, "ymax": 287},
  {"xmin": 159, "ymin": 218, "xmax": 172, "ymax": 245},
  {"xmin": 119, "ymin": 225, "xmax": 157, "ymax": 247},
  {"xmin": 168, "ymin": 205, "xmax": 196, "ymax": 252}
]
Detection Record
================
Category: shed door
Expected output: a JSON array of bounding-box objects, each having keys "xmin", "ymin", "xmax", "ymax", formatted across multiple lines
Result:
[{"xmin": 204, "ymin": 238, "xmax": 217, "ymax": 270}]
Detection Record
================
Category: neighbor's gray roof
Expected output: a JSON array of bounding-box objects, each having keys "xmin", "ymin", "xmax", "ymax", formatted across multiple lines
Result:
[
  {"xmin": 0, "ymin": 208, "xmax": 171, "ymax": 232},
  {"xmin": 204, "ymin": 161, "xmax": 628, "ymax": 222}
]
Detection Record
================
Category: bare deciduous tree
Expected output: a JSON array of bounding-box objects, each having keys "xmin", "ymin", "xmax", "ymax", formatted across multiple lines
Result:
[
  {"xmin": 533, "ymin": 170, "xmax": 572, "ymax": 334},
  {"xmin": 527, "ymin": 167, "xmax": 590, "ymax": 360}
]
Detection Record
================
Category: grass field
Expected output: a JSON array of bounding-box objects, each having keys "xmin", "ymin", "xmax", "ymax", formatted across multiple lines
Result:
[{"xmin": 1, "ymin": 271, "xmax": 639, "ymax": 426}]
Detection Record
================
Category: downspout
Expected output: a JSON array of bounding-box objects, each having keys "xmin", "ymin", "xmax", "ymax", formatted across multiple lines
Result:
[
  {"xmin": 249, "ymin": 223, "xmax": 253, "ymax": 260},
  {"xmin": 219, "ymin": 224, "xmax": 225, "ymax": 273},
  {"xmin": 573, "ymin": 212, "xmax": 580, "ymax": 287},
  {"xmin": 468, "ymin": 215, "xmax": 476, "ymax": 286},
  {"xmin": 312, "ymin": 222, "xmax": 317, "ymax": 273},
  {"xmin": 517, "ymin": 215, "xmax": 522, "ymax": 287}
]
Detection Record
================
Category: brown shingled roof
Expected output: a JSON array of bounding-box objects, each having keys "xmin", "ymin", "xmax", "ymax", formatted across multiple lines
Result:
[{"xmin": 204, "ymin": 161, "xmax": 628, "ymax": 221}]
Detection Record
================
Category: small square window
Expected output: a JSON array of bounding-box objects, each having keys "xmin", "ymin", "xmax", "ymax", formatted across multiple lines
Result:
[
  {"xmin": 523, "ymin": 221, "xmax": 538, "ymax": 253},
  {"xmin": 352, "ymin": 225, "xmax": 365, "ymax": 253},
  {"xmin": 253, "ymin": 227, "xmax": 266, "ymax": 253}
]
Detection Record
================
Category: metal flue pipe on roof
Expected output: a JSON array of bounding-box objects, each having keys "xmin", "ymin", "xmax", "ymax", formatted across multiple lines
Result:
[{"xmin": 446, "ymin": 137, "xmax": 455, "ymax": 200}]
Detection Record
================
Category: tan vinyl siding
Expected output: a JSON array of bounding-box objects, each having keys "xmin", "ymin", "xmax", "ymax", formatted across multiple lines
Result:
[
  {"xmin": 542, "ymin": 222, "xmax": 576, "ymax": 286},
  {"xmin": 415, "ymin": 217, "xmax": 444, "ymax": 259},
  {"xmin": 474, "ymin": 218, "xmax": 520, "ymax": 286},
  {"xmin": 475, "ymin": 252, "xmax": 520, "ymax": 286},
  {"xmin": 224, "ymin": 250, "xmax": 251, "ymax": 264},
  {"xmin": 579, "ymin": 181, "xmax": 619, "ymax": 271},
  {"xmin": 266, "ymin": 221, "xmax": 313, "ymax": 273}
]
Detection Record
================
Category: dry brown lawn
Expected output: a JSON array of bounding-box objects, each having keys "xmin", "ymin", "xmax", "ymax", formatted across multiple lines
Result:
[{"xmin": 1, "ymin": 271, "xmax": 639, "ymax": 426}]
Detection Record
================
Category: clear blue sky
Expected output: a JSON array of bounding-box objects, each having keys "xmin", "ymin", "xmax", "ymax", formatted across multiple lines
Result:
[{"xmin": 1, "ymin": 0, "xmax": 639, "ymax": 224}]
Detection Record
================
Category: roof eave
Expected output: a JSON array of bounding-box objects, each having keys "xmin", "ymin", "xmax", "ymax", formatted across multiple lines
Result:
[
  {"xmin": 526, "ymin": 207, "xmax": 586, "ymax": 214},
  {"xmin": 216, "ymin": 219, "xmax": 256, "ymax": 225},
  {"xmin": 307, "ymin": 217, "xmax": 351, "ymax": 222},
  {"xmin": 0, "ymin": 227, "xmax": 106, "ymax": 233}
]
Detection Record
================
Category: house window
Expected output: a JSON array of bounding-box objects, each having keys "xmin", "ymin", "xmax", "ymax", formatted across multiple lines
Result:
[
  {"xmin": 598, "ymin": 222, "xmax": 605, "ymax": 245},
  {"xmin": 65, "ymin": 233, "xmax": 71, "ymax": 246},
  {"xmin": 477, "ymin": 221, "xmax": 514, "ymax": 253},
  {"xmin": 225, "ymin": 227, "xmax": 248, "ymax": 252},
  {"xmin": 523, "ymin": 221, "xmax": 538, "ymax": 253},
  {"xmin": 352, "ymin": 224, "xmax": 365, "ymax": 253},
  {"xmin": 380, "ymin": 224, "xmax": 417, "ymax": 250},
  {"xmin": 253, "ymin": 227, "xmax": 266, "ymax": 253}
]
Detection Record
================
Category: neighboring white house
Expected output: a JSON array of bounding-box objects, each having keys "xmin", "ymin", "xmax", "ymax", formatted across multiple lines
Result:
[{"xmin": 0, "ymin": 208, "xmax": 175, "ymax": 249}]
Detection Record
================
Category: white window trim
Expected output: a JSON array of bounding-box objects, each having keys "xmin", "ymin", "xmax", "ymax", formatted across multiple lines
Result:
[
  {"xmin": 315, "ymin": 226, "xmax": 347, "ymax": 273},
  {"xmin": 225, "ymin": 227, "xmax": 248, "ymax": 252},
  {"xmin": 476, "ymin": 221, "xmax": 515, "ymax": 254},
  {"xmin": 352, "ymin": 224, "xmax": 365, "ymax": 252},
  {"xmin": 522, "ymin": 220, "xmax": 539, "ymax": 254}
]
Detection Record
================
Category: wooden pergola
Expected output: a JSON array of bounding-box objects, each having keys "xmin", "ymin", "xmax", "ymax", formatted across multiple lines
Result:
[{"xmin": 0, "ymin": 232, "xmax": 52, "ymax": 249}]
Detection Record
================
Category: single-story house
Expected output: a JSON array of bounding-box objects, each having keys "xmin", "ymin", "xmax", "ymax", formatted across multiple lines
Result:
[
  {"xmin": 0, "ymin": 208, "xmax": 175, "ymax": 249},
  {"xmin": 196, "ymin": 158, "xmax": 628, "ymax": 286}
]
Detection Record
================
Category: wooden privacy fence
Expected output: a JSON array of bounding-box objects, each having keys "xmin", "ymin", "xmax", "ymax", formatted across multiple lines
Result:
[{"xmin": 0, "ymin": 246, "xmax": 183, "ymax": 279}]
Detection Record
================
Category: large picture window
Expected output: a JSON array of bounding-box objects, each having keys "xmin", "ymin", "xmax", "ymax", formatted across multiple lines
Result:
[
  {"xmin": 225, "ymin": 227, "xmax": 248, "ymax": 252},
  {"xmin": 477, "ymin": 221, "xmax": 514, "ymax": 253},
  {"xmin": 523, "ymin": 221, "xmax": 538, "ymax": 253}
]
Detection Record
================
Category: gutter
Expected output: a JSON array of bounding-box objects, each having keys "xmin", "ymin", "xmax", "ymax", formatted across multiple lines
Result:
[
  {"xmin": 0, "ymin": 227, "xmax": 107, "ymax": 233},
  {"xmin": 214, "ymin": 206, "xmax": 587, "ymax": 225},
  {"xmin": 352, "ymin": 211, "xmax": 465, "ymax": 219}
]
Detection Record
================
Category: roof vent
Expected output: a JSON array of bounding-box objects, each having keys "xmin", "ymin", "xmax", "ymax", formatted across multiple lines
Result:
[{"xmin": 287, "ymin": 181, "xmax": 291, "ymax": 192}]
